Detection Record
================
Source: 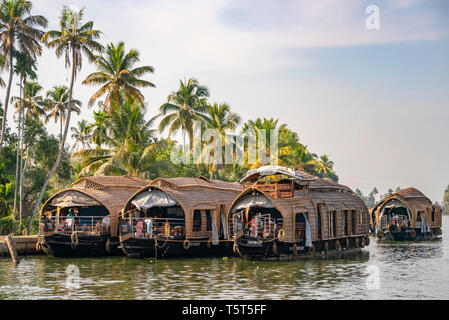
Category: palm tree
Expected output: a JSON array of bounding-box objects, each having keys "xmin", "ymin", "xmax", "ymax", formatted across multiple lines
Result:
[
  {"xmin": 82, "ymin": 41, "xmax": 155, "ymax": 113},
  {"xmin": 28, "ymin": 5, "xmax": 103, "ymax": 234},
  {"xmin": 70, "ymin": 119, "xmax": 91, "ymax": 152},
  {"xmin": 11, "ymin": 50, "xmax": 36, "ymax": 220},
  {"xmin": 44, "ymin": 85, "xmax": 81, "ymax": 144},
  {"xmin": 85, "ymin": 109, "xmax": 110, "ymax": 147},
  {"xmin": 316, "ymin": 154, "xmax": 334, "ymax": 175},
  {"xmin": 0, "ymin": 0, "xmax": 48, "ymax": 153},
  {"xmin": 75, "ymin": 97, "xmax": 173, "ymax": 178},
  {"xmin": 157, "ymin": 78, "xmax": 210, "ymax": 148},
  {"xmin": 203, "ymin": 102, "xmax": 241, "ymax": 179},
  {"xmin": 12, "ymin": 81, "xmax": 45, "ymax": 118},
  {"xmin": 242, "ymin": 118, "xmax": 296, "ymax": 170}
]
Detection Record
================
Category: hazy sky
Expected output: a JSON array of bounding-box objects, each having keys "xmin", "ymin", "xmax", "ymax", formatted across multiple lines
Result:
[{"xmin": 3, "ymin": 0, "xmax": 449, "ymax": 202}]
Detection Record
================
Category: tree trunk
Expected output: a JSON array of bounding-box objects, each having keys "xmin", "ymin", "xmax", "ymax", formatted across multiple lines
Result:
[
  {"xmin": 13, "ymin": 75, "xmax": 24, "ymax": 218},
  {"xmin": 27, "ymin": 49, "xmax": 77, "ymax": 234},
  {"xmin": 0, "ymin": 49, "xmax": 14, "ymax": 153},
  {"xmin": 59, "ymin": 115, "xmax": 63, "ymax": 146}
]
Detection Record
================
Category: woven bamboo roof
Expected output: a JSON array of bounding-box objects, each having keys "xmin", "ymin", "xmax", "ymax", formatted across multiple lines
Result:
[
  {"xmin": 123, "ymin": 177, "xmax": 241, "ymax": 217},
  {"xmin": 150, "ymin": 177, "xmax": 241, "ymax": 191},
  {"xmin": 41, "ymin": 176, "xmax": 151, "ymax": 236},
  {"xmin": 71, "ymin": 176, "xmax": 149, "ymax": 190},
  {"xmin": 373, "ymin": 187, "xmax": 433, "ymax": 212}
]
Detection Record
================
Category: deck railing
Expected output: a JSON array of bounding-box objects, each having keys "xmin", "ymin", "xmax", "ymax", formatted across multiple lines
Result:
[
  {"xmin": 41, "ymin": 216, "xmax": 110, "ymax": 235},
  {"xmin": 124, "ymin": 217, "xmax": 185, "ymax": 239},
  {"xmin": 230, "ymin": 214, "xmax": 283, "ymax": 239},
  {"xmin": 242, "ymin": 183, "xmax": 294, "ymax": 198}
]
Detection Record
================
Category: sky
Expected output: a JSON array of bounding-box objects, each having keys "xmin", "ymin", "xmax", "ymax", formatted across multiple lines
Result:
[{"xmin": 2, "ymin": 0, "xmax": 449, "ymax": 203}]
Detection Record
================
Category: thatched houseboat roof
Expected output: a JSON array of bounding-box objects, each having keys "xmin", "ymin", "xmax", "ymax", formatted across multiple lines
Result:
[
  {"xmin": 371, "ymin": 187, "xmax": 442, "ymax": 228},
  {"xmin": 41, "ymin": 176, "xmax": 151, "ymax": 237}
]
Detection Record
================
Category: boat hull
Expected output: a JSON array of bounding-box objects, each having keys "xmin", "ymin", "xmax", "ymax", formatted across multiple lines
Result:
[
  {"xmin": 120, "ymin": 236, "xmax": 234, "ymax": 259},
  {"xmin": 42, "ymin": 232, "xmax": 122, "ymax": 257},
  {"xmin": 377, "ymin": 229, "xmax": 442, "ymax": 242},
  {"xmin": 234, "ymin": 235, "xmax": 369, "ymax": 260}
]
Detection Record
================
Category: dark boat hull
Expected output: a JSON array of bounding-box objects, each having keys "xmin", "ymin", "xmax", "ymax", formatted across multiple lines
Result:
[
  {"xmin": 377, "ymin": 229, "xmax": 442, "ymax": 242},
  {"xmin": 42, "ymin": 232, "xmax": 122, "ymax": 257},
  {"xmin": 120, "ymin": 236, "xmax": 235, "ymax": 259},
  {"xmin": 234, "ymin": 235, "xmax": 369, "ymax": 260}
]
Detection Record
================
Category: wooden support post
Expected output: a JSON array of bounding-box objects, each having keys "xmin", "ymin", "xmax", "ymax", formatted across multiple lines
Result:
[{"xmin": 6, "ymin": 235, "xmax": 20, "ymax": 264}]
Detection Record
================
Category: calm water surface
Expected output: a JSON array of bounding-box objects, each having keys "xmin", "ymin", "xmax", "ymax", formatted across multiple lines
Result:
[{"xmin": 1, "ymin": 216, "xmax": 448, "ymax": 300}]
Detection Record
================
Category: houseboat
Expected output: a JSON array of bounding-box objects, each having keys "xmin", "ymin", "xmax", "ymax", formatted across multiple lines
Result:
[
  {"xmin": 119, "ymin": 177, "xmax": 241, "ymax": 258},
  {"xmin": 39, "ymin": 176, "xmax": 149, "ymax": 257},
  {"xmin": 229, "ymin": 166, "xmax": 371, "ymax": 260},
  {"xmin": 371, "ymin": 187, "xmax": 442, "ymax": 241}
]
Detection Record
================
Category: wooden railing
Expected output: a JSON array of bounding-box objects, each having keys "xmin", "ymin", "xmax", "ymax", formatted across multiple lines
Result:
[{"xmin": 242, "ymin": 183, "xmax": 294, "ymax": 198}]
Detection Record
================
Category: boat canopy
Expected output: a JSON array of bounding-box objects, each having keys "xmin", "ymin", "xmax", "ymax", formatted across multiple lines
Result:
[
  {"xmin": 131, "ymin": 189, "xmax": 177, "ymax": 210},
  {"xmin": 240, "ymin": 165, "xmax": 317, "ymax": 183},
  {"xmin": 49, "ymin": 190, "xmax": 102, "ymax": 207},
  {"xmin": 231, "ymin": 194, "xmax": 275, "ymax": 212}
]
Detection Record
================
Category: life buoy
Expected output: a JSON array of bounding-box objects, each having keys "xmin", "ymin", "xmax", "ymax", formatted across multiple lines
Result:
[
  {"xmin": 365, "ymin": 235, "xmax": 371, "ymax": 246},
  {"xmin": 360, "ymin": 237, "xmax": 366, "ymax": 248},
  {"xmin": 106, "ymin": 238, "xmax": 111, "ymax": 253},
  {"xmin": 71, "ymin": 232, "xmax": 79, "ymax": 249},
  {"xmin": 292, "ymin": 243, "xmax": 298, "ymax": 256},
  {"xmin": 323, "ymin": 241, "xmax": 329, "ymax": 253},
  {"xmin": 377, "ymin": 231, "xmax": 385, "ymax": 240},
  {"xmin": 335, "ymin": 240, "xmax": 341, "ymax": 252},
  {"xmin": 410, "ymin": 230, "xmax": 416, "ymax": 238},
  {"xmin": 272, "ymin": 241, "xmax": 278, "ymax": 255},
  {"xmin": 35, "ymin": 241, "xmax": 41, "ymax": 252},
  {"xmin": 183, "ymin": 239, "xmax": 191, "ymax": 250},
  {"xmin": 307, "ymin": 245, "xmax": 315, "ymax": 255},
  {"xmin": 354, "ymin": 237, "xmax": 359, "ymax": 248},
  {"xmin": 345, "ymin": 237, "xmax": 350, "ymax": 249},
  {"xmin": 277, "ymin": 229, "xmax": 285, "ymax": 241}
]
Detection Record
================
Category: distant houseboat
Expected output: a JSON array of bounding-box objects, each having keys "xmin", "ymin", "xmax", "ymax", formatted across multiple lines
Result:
[
  {"xmin": 119, "ymin": 177, "xmax": 241, "ymax": 258},
  {"xmin": 229, "ymin": 166, "xmax": 371, "ymax": 260},
  {"xmin": 39, "ymin": 176, "xmax": 149, "ymax": 257},
  {"xmin": 371, "ymin": 187, "xmax": 442, "ymax": 241}
]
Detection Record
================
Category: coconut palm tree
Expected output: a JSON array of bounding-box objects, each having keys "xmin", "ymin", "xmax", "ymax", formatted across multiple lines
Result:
[
  {"xmin": 85, "ymin": 109, "xmax": 110, "ymax": 148},
  {"xmin": 11, "ymin": 50, "xmax": 36, "ymax": 219},
  {"xmin": 0, "ymin": 0, "xmax": 48, "ymax": 153},
  {"xmin": 75, "ymin": 97, "xmax": 173, "ymax": 178},
  {"xmin": 44, "ymin": 85, "xmax": 82, "ymax": 144},
  {"xmin": 70, "ymin": 119, "xmax": 91, "ymax": 152},
  {"xmin": 12, "ymin": 81, "xmax": 45, "ymax": 118},
  {"xmin": 157, "ymin": 78, "xmax": 210, "ymax": 148},
  {"xmin": 27, "ymin": 5, "xmax": 103, "ymax": 234},
  {"xmin": 82, "ymin": 41, "xmax": 155, "ymax": 113},
  {"xmin": 241, "ymin": 118, "xmax": 296, "ymax": 170},
  {"xmin": 316, "ymin": 154, "xmax": 334, "ymax": 175},
  {"xmin": 202, "ymin": 102, "xmax": 241, "ymax": 179}
]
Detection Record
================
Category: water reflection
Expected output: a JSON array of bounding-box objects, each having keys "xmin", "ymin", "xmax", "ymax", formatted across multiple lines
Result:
[{"xmin": 0, "ymin": 216, "xmax": 448, "ymax": 299}]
